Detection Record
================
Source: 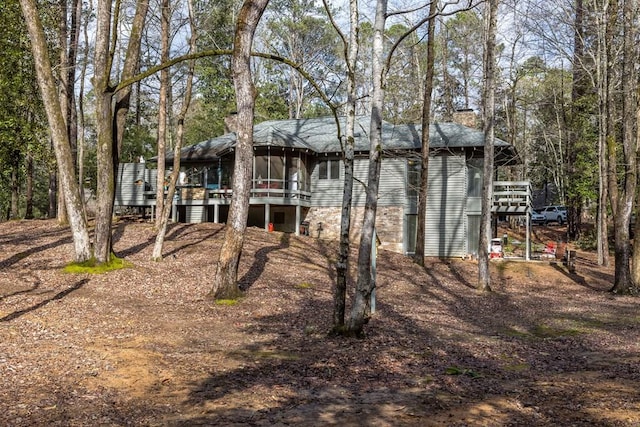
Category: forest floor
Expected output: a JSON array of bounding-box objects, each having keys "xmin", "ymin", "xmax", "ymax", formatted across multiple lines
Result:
[{"xmin": 0, "ymin": 218, "xmax": 639, "ymax": 426}]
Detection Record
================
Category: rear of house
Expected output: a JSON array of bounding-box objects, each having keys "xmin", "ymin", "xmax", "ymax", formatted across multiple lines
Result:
[{"xmin": 115, "ymin": 115, "xmax": 523, "ymax": 257}]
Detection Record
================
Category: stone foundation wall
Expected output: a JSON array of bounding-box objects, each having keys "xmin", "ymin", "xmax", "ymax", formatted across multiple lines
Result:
[
  {"xmin": 181, "ymin": 187, "xmax": 206, "ymax": 200},
  {"xmin": 304, "ymin": 206, "xmax": 405, "ymax": 253}
]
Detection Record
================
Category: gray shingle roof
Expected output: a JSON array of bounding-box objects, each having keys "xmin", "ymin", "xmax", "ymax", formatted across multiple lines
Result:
[{"xmin": 165, "ymin": 115, "xmax": 516, "ymax": 162}]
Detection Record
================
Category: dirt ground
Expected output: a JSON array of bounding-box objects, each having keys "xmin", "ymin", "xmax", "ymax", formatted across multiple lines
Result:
[{"xmin": 0, "ymin": 219, "xmax": 639, "ymax": 426}]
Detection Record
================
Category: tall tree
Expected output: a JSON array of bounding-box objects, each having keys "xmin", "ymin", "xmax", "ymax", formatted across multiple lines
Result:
[
  {"xmin": 477, "ymin": 0, "xmax": 498, "ymax": 292},
  {"xmin": 346, "ymin": 0, "xmax": 387, "ymax": 336},
  {"xmin": 209, "ymin": 0, "xmax": 270, "ymax": 300},
  {"xmin": 612, "ymin": 0, "xmax": 637, "ymax": 294},
  {"xmin": 595, "ymin": 0, "xmax": 615, "ymax": 267},
  {"xmin": 154, "ymin": 0, "xmax": 171, "ymax": 229},
  {"xmin": 413, "ymin": 0, "xmax": 437, "ymax": 265},
  {"xmin": 321, "ymin": 0, "xmax": 359, "ymax": 331},
  {"xmin": 18, "ymin": 0, "xmax": 92, "ymax": 261},
  {"xmin": 93, "ymin": 0, "xmax": 149, "ymax": 264},
  {"xmin": 152, "ymin": 0, "xmax": 197, "ymax": 260},
  {"xmin": 444, "ymin": 9, "xmax": 483, "ymax": 110},
  {"xmin": 262, "ymin": 0, "xmax": 340, "ymax": 119}
]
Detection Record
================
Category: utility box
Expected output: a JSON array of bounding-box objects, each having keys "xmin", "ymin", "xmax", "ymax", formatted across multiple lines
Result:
[{"xmin": 490, "ymin": 238, "xmax": 503, "ymax": 259}]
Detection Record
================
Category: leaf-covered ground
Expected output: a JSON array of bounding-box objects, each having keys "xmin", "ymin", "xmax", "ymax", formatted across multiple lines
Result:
[{"xmin": 0, "ymin": 219, "xmax": 638, "ymax": 426}]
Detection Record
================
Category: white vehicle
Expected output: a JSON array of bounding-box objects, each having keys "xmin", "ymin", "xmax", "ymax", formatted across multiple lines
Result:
[
  {"xmin": 531, "ymin": 210, "xmax": 545, "ymax": 225},
  {"xmin": 540, "ymin": 205, "xmax": 567, "ymax": 225}
]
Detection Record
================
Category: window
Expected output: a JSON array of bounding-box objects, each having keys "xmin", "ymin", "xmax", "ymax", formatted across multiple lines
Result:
[
  {"xmin": 254, "ymin": 155, "xmax": 268, "ymax": 184},
  {"xmin": 318, "ymin": 159, "xmax": 339, "ymax": 180},
  {"xmin": 405, "ymin": 214, "xmax": 417, "ymax": 254},
  {"xmin": 406, "ymin": 159, "xmax": 420, "ymax": 198},
  {"xmin": 467, "ymin": 158, "xmax": 483, "ymax": 198}
]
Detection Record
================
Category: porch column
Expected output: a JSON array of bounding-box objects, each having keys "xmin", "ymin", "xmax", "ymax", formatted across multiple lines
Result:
[
  {"xmin": 214, "ymin": 204, "xmax": 219, "ymax": 223},
  {"xmin": 526, "ymin": 210, "xmax": 531, "ymax": 261},
  {"xmin": 264, "ymin": 203, "xmax": 270, "ymax": 230},
  {"xmin": 171, "ymin": 197, "xmax": 178, "ymax": 222},
  {"xmin": 295, "ymin": 204, "xmax": 301, "ymax": 236}
]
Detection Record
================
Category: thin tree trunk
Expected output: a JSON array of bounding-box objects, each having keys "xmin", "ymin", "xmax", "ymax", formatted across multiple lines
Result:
[
  {"xmin": 477, "ymin": 0, "xmax": 499, "ymax": 292},
  {"xmin": 56, "ymin": 0, "xmax": 69, "ymax": 226},
  {"xmin": 10, "ymin": 160, "xmax": 19, "ymax": 219},
  {"xmin": 25, "ymin": 153, "xmax": 34, "ymax": 219},
  {"xmin": 48, "ymin": 164, "xmax": 57, "ymax": 219},
  {"xmin": 152, "ymin": 0, "xmax": 197, "ymax": 260},
  {"xmin": 67, "ymin": 0, "xmax": 81, "ymax": 173},
  {"xmin": 210, "ymin": 0, "xmax": 270, "ymax": 300},
  {"xmin": 596, "ymin": 0, "xmax": 612, "ymax": 267},
  {"xmin": 606, "ymin": 0, "xmax": 619, "ymax": 219},
  {"xmin": 77, "ymin": 0, "xmax": 90, "ymax": 191},
  {"xmin": 440, "ymin": 19, "xmax": 453, "ymax": 122},
  {"xmin": 566, "ymin": 0, "xmax": 585, "ymax": 241},
  {"xmin": 57, "ymin": 175, "xmax": 68, "ymax": 224},
  {"xmin": 346, "ymin": 0, "xmax": 387, "ymax": 337},
  {"xmin": 611, "ymin": 0, "xmax": 637, "ymax": 294},
  {"xmin": 155, "ymin": 0, "xmax": 171, "ymax": 230},
  {"xmin": 19, "ymin": 0, "xmax": 92, "ymax": 262},
  {"xmin": 327, "ymin": 0, "xmax": 359, "ymax": 331},
  {"xmin": 114, "ymin": 0, "xmax": 149, "ymax": 162},
  {"xmin": 414, "ymin": 0, "xmax": 437, "ymax": 266}
]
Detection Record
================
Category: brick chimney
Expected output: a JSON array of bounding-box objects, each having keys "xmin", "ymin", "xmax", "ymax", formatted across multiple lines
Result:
[
  {"xmin": 452, "ymin": 109, "xmax": 478, "ymax": 129},
  {"xmin": 223, "ymin": 112, "xmax": 238, "ymax": 134}
]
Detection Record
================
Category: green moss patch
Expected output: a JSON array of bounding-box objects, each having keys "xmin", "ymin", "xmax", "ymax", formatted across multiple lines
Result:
[
  {"xmin": 214, "ymin": 298, "xmax": 240, "ymax": 306},
  {"xmin": 64, "ymin": 255, "xmax": 132, "ymax": 274},
  {"xmin": 296, "ymin": 282, "xmax": 314, "ymax": 289}
]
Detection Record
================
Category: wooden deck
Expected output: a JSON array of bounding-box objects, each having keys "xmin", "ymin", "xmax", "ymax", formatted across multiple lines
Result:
[{"xmin": 492, "ymin": 181, "xmax": 531, "ymax": 214}]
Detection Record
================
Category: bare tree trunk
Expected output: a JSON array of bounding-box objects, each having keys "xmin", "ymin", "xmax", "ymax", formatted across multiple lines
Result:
[
  {"xmin": 152, "ymin": 0, "xmax": 197, "ymax": 260},
  {"xmin": 606, "ymin": 0, "xmax": 619, "ymax": 220},
  {"xmin": 93, "ymin": 0, "xmax": 116, "ymax": 263},
  {"xmin": 19, "ymin": 0, "xmax": 92, "ymax": 262},
  {"xmin": 56, "ymin": 0, "xmax": 69, "ymax": 226},
  {"xmin": 414, "ymin": 0, "xmax": 437, "ymax": 266},
  {"xmin": 155, "ymin": 0, "xmax": 171, "ymax": 230},
  {"xmin": 25, "ymin": 154, "xmax": 34, "ymax": 219},
  {"xmin": 477, "ymin": 0, "xmax": 499, "ymax": 292},
  {"xmin": 48, "ymin": 163, "xmax": 57, "ymax": 219},
  {"xmin": 440, "ymin": 19, "xmax": 454, "ymax": 122},
  {"xmin": 346, "ymin": 0, "xmax": 387, "ymax": 337},
  {"xmin": 114, "ymin": 0, "xmax": 149, "ymax": 166},
  {"xmin": 596, "ymin": 0, "xmax": 612, "ymax": 267},
  {"xmin": 612, "ymin": 0, "xmax": 637, "ymax": 294},
  {"xmin": 209, "ymin": 0, "xmax": 270, "ymax": 300},
  {"xmin": 91, "ymin": 0, "xmax": 147, "ymax": 263},
  {"xmin": 566, "ymin": 0, "xmax": 585, "ymax": 242},
  {"xmin": 325, "ymin": 0, "xmax": 359, "ymax": 331},
  {"xmin": 77, "ymin": 0, "xmax": 91, "ymax": 191},
  {"xmin": 67, "ymin": 0, "xmax": 81, "ymax": 170},
  {"xmin": 56, "ymin": 175, "xmax": 68, "ymax": 224},
  {"xmin": 10, "ymin": 160, "xmax": 19, "ymax": 219}
]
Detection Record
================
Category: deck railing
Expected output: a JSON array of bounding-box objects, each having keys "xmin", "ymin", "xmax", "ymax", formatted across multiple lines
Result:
[{"xmin": 492, "ymin": 181, "xmax": 531, "ymax": 214}]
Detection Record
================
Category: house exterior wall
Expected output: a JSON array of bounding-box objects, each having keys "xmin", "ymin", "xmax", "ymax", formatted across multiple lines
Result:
[
  {"xmin": 311, "ymin": 156, "xmax": 408, "ymax": 208},
  {"xmin": 307, "ymin": 153, "xmax": 468, "ymax": 257},
  {"xmin": 115, "ymin": 151, "xmax": 472, "ymax": 258},
  {"xmin": 115, "ymin": 163, "xmax": 156, "ymax": 207},
  {"xmin": 423, "ymin": 154, "xmax": 467, "ymax": 257}
]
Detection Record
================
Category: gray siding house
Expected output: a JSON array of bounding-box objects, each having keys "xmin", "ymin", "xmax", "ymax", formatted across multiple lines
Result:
[{"xmin": 115, "ymin": 115, "xmax": 528, "ymax": 257}]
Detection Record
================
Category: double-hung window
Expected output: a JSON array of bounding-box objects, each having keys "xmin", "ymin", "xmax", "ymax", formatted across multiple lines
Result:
[{"xmin": 318, "ymin": 159, "xmax": 339, "ymax": 180}]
